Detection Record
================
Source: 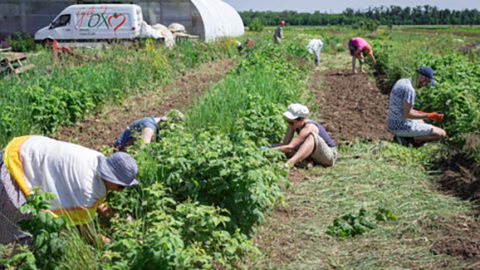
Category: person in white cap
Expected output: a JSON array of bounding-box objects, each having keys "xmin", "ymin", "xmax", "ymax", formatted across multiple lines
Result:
[
  {"xmin": 273, "ymin": 104, "xmax": 337, "ymax": 167},
  {"xmin": 0, "ymin": 135, "xmax": 139, "ymax": 245},
  {"xmin": 307, "ymin": 39, "xmax": 323, "ymax": 67}
]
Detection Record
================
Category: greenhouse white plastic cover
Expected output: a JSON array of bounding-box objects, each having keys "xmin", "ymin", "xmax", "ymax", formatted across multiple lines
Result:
[{"xmin": 191, "ymin": 0, "xmax": 244, "ymax": 42}]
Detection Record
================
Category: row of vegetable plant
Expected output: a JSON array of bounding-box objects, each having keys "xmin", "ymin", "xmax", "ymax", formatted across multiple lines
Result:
[
  {"xmin": 1, "ymin": 39, "xmax": 311, "ymax": 269},
  {"xmin": 0, "ymin": 39, "xmax": 237, "ymax": 148}
]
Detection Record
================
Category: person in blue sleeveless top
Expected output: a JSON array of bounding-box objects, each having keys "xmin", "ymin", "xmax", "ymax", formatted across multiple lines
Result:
[
  {"xmin": 114, "ymin": 115, "xmax": 167, "ymax": 151},
  {"xmin": 114, "ymin": 110, "xmax": 185, "ymax": 151},
  {"xmin": 273, "ymin": 104, "xmax": 337, "ymax": 167}
]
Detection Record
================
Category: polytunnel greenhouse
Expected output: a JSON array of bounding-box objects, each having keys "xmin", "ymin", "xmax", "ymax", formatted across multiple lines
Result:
[{"xmin": 0, "ymin": 0, "xmax": 245, "ymax": 41}]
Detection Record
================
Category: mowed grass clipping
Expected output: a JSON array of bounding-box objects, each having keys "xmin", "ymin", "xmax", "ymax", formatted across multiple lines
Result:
[{"xmin": 252, "ymin": 142, "xmax": 473, "ymax": 269}]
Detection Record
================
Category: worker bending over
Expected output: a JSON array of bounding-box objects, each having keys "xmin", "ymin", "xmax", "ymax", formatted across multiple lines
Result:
[{"xmin": 348, "ymin": 37, "xmax": 376, "ymax": 74}]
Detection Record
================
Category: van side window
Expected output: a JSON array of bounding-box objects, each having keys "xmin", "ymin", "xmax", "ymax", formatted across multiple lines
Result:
[{"xmin": 52, "ymin": 14, "xmax": 71, "ymax": 28}]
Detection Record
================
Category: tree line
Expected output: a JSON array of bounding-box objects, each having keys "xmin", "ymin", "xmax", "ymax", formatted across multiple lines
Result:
[{"xmin": 240, "ymin": 5, "xmax": 480, "ymax": 26}]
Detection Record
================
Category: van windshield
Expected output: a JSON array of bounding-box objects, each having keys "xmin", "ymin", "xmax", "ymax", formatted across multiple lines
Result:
[{"xmin": 52, "ymin": 14, "xmax": 71, "ymax": 28}]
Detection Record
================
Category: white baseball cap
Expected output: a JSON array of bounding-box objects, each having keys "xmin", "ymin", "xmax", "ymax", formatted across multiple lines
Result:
[{"xmin": 283, "ymin": 103, "xmax": 310, "ymax": 120}]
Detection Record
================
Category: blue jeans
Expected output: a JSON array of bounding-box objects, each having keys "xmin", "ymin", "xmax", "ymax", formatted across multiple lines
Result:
[{"xmin": 114, "ymin": 128, "xmax": 133, "ymax": 149}]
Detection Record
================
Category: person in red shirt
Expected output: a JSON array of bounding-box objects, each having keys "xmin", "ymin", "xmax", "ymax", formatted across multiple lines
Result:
[{"xmin": 45, "ymin": 37, "xmax": 76, "ymax": 63}]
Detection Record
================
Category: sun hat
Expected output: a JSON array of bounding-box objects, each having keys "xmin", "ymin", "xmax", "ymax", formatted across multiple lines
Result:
[
  {"xmin": 416, "ymin": 66, "xmax": 438, "ymax": 87},
  {"xmin": 283, "ymin": 104, "xmax": 310, "ymax": 120},
  {"xmin": 98, "ymin": 152, "xmax": 139, "ymax": 187}
]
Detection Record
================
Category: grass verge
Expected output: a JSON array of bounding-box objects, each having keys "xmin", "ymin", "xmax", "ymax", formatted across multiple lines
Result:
[{"xmin": 251, "ymin": 142, "xmax": 474, "ymax": 269}]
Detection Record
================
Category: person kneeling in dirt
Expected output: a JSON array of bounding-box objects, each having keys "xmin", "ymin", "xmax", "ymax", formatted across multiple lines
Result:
[
  {"xmin": 347, "ymin": 37, "xmax": 376, "ymax": 74},
  {"xmin": 307, "ymin": 39, "xmax": 323, "ymax": 67},
  {"xmin": 273, "ymin": 104, "xmax": 337, "ymax": 167},
  {"xmin": 387, "ymin": 66, "xmax": 447, "ymax": 147},
  {"xmin": 114, "ymin": 110, "xmax": 184, "ymax": 151},
  {"xmin": 0, "ymin": 135, "xmax": 139, "ymax": 245}
]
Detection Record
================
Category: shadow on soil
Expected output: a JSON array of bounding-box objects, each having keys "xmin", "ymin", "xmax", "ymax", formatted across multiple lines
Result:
[{"xmin": 431, "ymin": 151, "xmax": 480, "ymax": 263}]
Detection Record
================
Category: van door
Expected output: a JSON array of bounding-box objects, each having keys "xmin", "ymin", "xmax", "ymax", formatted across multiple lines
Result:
[{"xmin": 50, "ymin": 14, "xmax": 73, "ymax": 41}]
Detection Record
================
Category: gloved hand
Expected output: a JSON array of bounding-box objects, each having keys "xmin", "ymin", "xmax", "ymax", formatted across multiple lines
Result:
[
  {"xmin": 260, "ymin": 146, "xmax": 270, "ymax": 151},
  {"xmin": 427, "ymin": 112, "xmax": 444, "ymax": 122}
]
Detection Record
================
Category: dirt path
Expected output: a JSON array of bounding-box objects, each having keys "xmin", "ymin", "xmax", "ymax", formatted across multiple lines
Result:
[
  {"xmin": 54, "ymin": 59, "xmax": 235, "ymax": 150},
  {"xmin": 309, "ymin": 69, "xmax": 391, "ymax": 143}
]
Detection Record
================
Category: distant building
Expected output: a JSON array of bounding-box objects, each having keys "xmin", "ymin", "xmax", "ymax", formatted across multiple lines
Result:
[{"xmin": 0, "ymin": 0, "xmax": 244, "ymax": 41}]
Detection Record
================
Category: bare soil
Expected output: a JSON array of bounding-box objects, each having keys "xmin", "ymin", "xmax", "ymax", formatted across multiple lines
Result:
[
  {"xmin": 54, "ymin": 59, "xmax": 234, "ymax": 150},
  {"xmin": 428, "ymin": 151, "xmax": 480, "ymax": 262},
  {"xmin": 310, "ymin": 69, "xmax": 391, "ymax": 143},
  {"xmin": 431, "ymin": 216, "xmax": 480, "ymax": 261},
  {"xmin": 437, "ymin": 153, "xmax": 480, "ymax": 201}
]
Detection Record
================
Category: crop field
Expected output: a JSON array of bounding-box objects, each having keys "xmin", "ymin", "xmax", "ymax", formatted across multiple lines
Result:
[{"xmin": 1, "ymin": 25, "xmax": 479, "ymax": 269}]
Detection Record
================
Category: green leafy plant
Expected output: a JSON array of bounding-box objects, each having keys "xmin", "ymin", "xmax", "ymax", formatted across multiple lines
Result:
[
  {"xmin": 326, "ymin": 208, "xmax": 397, "ymax": 238},
  {"xmin": 7, "ymin": 32, "xmax": 38, "ymax": 52},
  {"xmin": 18, "ymin": 189, "xmax": 68, "ymax": 270}
]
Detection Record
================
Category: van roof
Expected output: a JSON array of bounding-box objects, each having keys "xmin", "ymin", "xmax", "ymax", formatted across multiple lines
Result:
[{"xmin": 63, "ymin": 4, "xmax": 141, "ymax": 12}]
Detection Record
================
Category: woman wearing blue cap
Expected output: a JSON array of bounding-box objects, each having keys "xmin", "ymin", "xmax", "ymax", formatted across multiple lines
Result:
[
  {"xmin": 0, "ymin": 135, "xmax": 139, "ymax": 245},
  {"xmin": 387, "ymin": 66, "xmax": 447, "ymax": 146}
]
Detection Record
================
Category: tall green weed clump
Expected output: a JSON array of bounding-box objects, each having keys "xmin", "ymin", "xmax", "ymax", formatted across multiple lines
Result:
[{"xmin": 187, "ymin": 43, "xmax": 307, "ymax": 135}]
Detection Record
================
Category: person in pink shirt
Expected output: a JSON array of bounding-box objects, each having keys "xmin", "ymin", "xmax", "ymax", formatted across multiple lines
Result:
[{"xmin": 348, "ymin": 37, "xmax": 376, "ymax": 74}]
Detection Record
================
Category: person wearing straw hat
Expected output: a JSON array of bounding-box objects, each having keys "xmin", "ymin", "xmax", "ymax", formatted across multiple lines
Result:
[
  {"xmin": 348, "ymin": 37, "xmax": 376, "ymax": 74},
  {"xmin": 0, "ymin": 135, "xmax": 139, "ymax": 245},
  {"xmin": 273, "ymin": 104, "xmax": 337, "ymax": 167},
  {"xmin": 387, "ymin": 66, "xmax": 447, "ymax": 147}
]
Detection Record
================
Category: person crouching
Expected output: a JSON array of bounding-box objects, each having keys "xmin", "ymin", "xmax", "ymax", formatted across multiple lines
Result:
[{"xmin": 273, "ymin": 104, "xmax": 337, "ymax": 167}]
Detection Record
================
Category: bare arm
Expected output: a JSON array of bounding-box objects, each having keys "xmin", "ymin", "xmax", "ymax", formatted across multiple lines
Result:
[
  {"xmin": 282, "ymin": 124, "xmax": 295, "ymax": 144},
  {"xmin": 274, "ymin": 125, "xmax": 315, "ymax": 153},
  {"xmin": 142, "ymin": 127, "xmax": 156, "ymax": 144},
  {"xmin": 369, "ymin": 53, "xmax": 376, "ymax": 65},
  {"xmin": 403, "ymin": 101, "xmax": 427, "ymax": 120},
  {"xmin": 97, "ymin": 203, "xmax": 114, "ymax": 220}
]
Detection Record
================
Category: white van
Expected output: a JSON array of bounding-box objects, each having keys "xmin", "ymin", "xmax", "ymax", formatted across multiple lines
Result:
[{"xmin": 34, "ymin": 4, "xmax": 144, "ymax": 43}]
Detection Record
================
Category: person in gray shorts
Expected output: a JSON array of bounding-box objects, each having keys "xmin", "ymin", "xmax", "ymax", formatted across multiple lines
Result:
[
  {"xmin": 273, "ymin": 104, "xmax": 337, "ymax": 167},
  {"xmin": 387, "ymin": 66, "xmax": 447, "ymax": 146}
]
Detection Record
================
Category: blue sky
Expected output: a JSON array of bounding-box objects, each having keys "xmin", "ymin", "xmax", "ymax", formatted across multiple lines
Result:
[{"xmin": 223, "ymin": 0, "xmax": 480, "ymax": 13}]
